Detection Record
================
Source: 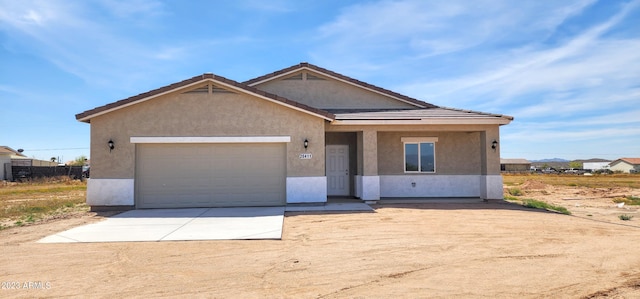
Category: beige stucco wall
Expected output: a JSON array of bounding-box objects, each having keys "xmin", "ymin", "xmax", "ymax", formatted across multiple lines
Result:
[
  {"xmin": 609, "ymin": 161, "xmax": 637, "ymax": 173},
  {"xmin": 377, "ymin": 131, "xmax": 482, "ymax": 175},
  {"xmin": 326, "ymin": 124, "xmax": 502, "ymax": 176},
  {"xmin": 89, "ymin": 85, "xmax": 326, "ymax": 179},
  {"xmin": 254, "ymin": 71, "xmax": 418, "ymax": 110}
]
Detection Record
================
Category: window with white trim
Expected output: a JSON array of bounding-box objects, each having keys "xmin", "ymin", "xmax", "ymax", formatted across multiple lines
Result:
[{"xmin": 402, "ymin": 137, "xmax": 437, "ymax": 173}]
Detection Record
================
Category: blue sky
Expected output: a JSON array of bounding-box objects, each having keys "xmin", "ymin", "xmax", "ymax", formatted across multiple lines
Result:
[{"xmin": 1, "ymin": 0, "xmax": 638, "ymax": 162}]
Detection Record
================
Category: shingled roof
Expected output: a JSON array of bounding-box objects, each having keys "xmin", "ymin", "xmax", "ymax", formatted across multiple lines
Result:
[
  {"xmin": 75, "ymin": 73, "xmax": 335, "ymax": 122},
  {"xmin": 614, "ymin": 158, "xmax": 640, "ymax": 165},
  {"xmin": 76, "ymin": 63, "xmax": 513, "ymax": 125}
]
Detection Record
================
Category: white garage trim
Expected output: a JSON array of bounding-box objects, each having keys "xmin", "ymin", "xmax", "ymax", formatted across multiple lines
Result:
[{"xmin": 130, "ymin": 136, "xmax": 291, "ymax": 144}]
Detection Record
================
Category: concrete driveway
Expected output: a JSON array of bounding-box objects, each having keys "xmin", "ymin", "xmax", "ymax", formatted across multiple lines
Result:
[{"xmin": 38, "ymin": 207, "xmax": 285, "ymax": 243}]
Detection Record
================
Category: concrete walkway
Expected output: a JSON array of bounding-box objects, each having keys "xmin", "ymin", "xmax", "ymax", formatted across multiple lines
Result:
[{"xmin": 38, "ymin": 207, "xmax": 285, "ymax": 243}]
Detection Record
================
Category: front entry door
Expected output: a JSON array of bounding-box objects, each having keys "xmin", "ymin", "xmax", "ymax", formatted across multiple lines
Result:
[{"xmin": 326, "ymin": 145, "xmax": 349, "ymax": 196}]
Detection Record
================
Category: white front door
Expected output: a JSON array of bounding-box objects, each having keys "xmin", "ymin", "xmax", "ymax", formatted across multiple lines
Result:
[{"xmin": 326, "ymin": 145, "xmax": 349, "ymax": 196}]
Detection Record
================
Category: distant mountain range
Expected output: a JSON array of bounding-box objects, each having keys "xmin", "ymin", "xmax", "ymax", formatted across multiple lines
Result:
[
  {"xmin": 530, "ymin": 158, "xmax": 570, "ymax": 163},
  {"xmin": 528, "ymin": 158, "xmax": 611, "ymax": 163}
]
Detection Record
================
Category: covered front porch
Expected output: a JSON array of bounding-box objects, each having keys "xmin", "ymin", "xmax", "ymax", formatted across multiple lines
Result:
[{"xmin": 324, "ymin": 108, "xmax": 510, "ymax": 203}]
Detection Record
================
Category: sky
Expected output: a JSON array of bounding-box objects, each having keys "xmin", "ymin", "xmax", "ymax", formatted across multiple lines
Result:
[{"xmin": 1, "ymin": 0, "xmax": 639, "ymax": 162}]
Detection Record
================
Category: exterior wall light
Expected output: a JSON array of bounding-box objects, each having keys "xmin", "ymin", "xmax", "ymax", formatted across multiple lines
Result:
[
  {"xmin": 491, "ymin": 140, "xmax": 498, "ymax": 150},
  {"xmin": 108, "ymin": 139, "xmax": 115, "ymax": 152},
  {"xmin": 304, "ymin": 139, "xmax": 309, "ymax": 150}
]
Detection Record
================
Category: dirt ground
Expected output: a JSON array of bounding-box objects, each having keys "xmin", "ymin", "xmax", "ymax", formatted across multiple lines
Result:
[
  {"xmin": 2, "ymin": 182, "xmax": 640, "ymax": 298},
  {"xmin": 508, "ymin": 180, "xmax": 640, "ymax": 223}
]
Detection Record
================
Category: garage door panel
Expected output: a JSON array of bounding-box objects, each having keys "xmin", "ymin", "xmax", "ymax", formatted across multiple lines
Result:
[{"xmin": 136, "ymin": 143, "xmax": 286, "ymax": 208}]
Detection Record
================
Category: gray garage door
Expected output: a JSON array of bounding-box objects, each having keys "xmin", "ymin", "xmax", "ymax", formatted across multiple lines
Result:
[{"xmin": 136, "ymin": 143, "xmax": 286, "ymax": 208}]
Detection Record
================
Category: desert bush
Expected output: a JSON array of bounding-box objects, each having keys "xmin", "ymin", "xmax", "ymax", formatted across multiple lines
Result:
[
  {"xmin": 612, "ymin": 196, "xmax": 640, "ymax": 206},
  {"xmin": 508, "ymin": 188, "xmax": 523, "ymax": 196},
  {"xmin": 619, "ymin": 214, "xmax": 634, "ymax": 221},
  {"xmin": 522, "ymin": 199, "xmax": 571, "ymax": 215}
]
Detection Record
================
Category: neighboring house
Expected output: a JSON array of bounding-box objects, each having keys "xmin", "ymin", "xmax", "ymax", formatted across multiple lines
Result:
[
  {"xmin": 609, "ymin": 158, "xmax": 640, "ymax": 173},
  {"xmin": 1, "ymin": 146, "xmax": 26, "ymax": 180},
  {"xmin": 500, "ymin": 159, "xmax": 531, "ymax": 172},
  {"xmin": 76, "ymin": 63, "xmax": 513, "ymax": 210}
]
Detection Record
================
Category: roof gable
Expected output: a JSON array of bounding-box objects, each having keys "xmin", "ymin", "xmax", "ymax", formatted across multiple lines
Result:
[
  {"xmin": 244, "ymin": 62, "xmax": 437, "ymax": 109},
  {"xmin": 612, "ymin": 158, "xmax": 640, "ymax": 166},
  {"xmin": 76, "ymin": 73, "xmax": 335, "ymax": 122},
  {"xmin": 0, "ymin": 146, "xmax": 26, "ymax": 157}
]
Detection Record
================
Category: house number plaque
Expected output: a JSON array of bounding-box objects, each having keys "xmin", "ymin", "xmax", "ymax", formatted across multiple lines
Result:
[{"xmin": 299, "ymin": 153, "xmax": 312, "ymax": 159}]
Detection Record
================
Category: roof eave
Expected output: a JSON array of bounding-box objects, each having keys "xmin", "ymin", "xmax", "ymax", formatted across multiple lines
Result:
[
  {"xmin": 329, "ymin": 118, "xmax": 512, "ymax": 126},
  {"xmin": 76, "ymin": 75, "xmax": 335, "ymax": 123}
]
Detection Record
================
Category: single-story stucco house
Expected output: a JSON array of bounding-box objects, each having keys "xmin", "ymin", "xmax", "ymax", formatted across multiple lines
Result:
[
  {"xmin": 76, "ymin": 63, "xmax": 513, "ymax": 210},
  {"xmin": 609, "ymin": 158, "xmax": 640, "ymax": 173}
]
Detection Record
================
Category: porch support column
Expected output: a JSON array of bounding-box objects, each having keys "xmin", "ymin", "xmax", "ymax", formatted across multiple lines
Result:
[
  {"xmin": 480, "ymin": 127, "xmax": 503, "ymax": 200},
  {"xmin": 356, "ymin": 130, "xmax": 380, "ymax": 202}
]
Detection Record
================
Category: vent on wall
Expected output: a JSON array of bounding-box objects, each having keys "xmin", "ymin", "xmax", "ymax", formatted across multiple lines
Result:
[
  {"xmin": 182, "ymin": 84, "xmax": 236, "ymax": 94},
  {"xmin": 183, "ymin": 85, "xmax": 209, "ymax": 94},
  {"xmin": 212, "ymin": 85, "xmax": 234, "ymax": 94},
  {"xmin": 282, "ymin": 72, "xmax": 326, "ymax": 81},
  {"xmin": 283, "ymin": 73, "xmax": 304, "ymax": 80},
  {"xmin": 306, "ymin": 73, "xmax": 326, "ymax": 80}
]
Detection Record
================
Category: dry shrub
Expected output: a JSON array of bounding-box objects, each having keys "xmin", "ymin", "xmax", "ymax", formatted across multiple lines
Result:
[
  {"xmin": 521, "ymin": 180, "xmax": 548, "ymax": 190},
  {"xmin": 508, "ymin": 188, "xmax": 524, "ymax": 196},
  {"xmin": 612, "ymin": 196, "xmax": 640, "ymax": 205}
]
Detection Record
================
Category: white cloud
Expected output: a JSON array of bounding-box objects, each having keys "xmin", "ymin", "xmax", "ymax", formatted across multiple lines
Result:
[
  {"xmin": 311, "ymin": 0, "xmax": 597, "ymax": 71},
  {"xmin": 389, "ymin": 0, "xmax": 640, "ymax": 122},
  {"xmin": 503, "ymin": 125, "xmax": 640, "ymax": 144},
  {"xmin": 0, "ymin": 0, "xmax": 179, "ymax": 90},
  {"xmin": 405, "ymin": 38, "xmax": 639, "ymax": 105},
  {"xmin": 0, "ymin": 0, "xmax": 74, "ymax": 28},
  {"xmin": 306, "ymin": 0, "xmax": 639, "ymax": 160}
]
